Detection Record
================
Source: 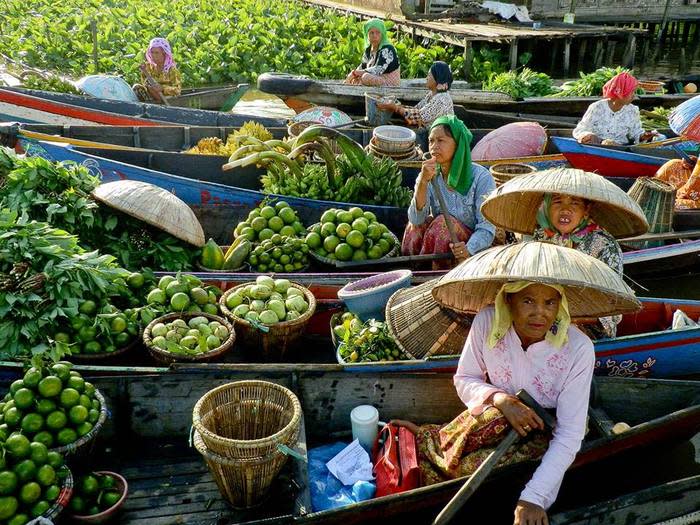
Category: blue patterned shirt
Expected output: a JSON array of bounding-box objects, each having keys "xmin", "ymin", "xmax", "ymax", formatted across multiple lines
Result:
[{"xmin": 407, "ymin": 163, "xmax": 497, "ymax": 255}]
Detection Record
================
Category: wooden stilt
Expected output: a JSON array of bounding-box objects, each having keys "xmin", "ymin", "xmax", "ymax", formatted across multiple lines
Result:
[
  {"xmin": 509, "ymin": 39, "xmax": 519, "ymax": 71},
  {"xmin": 682, "ymin": 21, "xmax": 692, "ymax": 46},
  {"xmin": 577, "ymin": 39, "xmax": 588, "ymax": 73},
  {"xmin": 563, "ymin": 38, "xmax": 572, "ymax": 75},
  {"xmin": 640, "ymin": 37, "xmax": 650, "ymax": 74},
  {"xmin": 605, "ymin": 40, "xmax": 617, "ymax": 65},
  {"xmin": 550, "ymin": 40, "xmax": 561, "ymax": 74},
  {"xmin": 594, "ymin": 39, "xmax": 605, "ymax": 69},
  {"xmin": 623, "ymin": 34, "xmax": 636, "ymax": 68},
  {"xmin": 463, "ymin": 39, "xmax": 473, "ymax": 82},
  {"xmin": 679, "ymin": 48, "xmax": 687, "ymax": 74}
]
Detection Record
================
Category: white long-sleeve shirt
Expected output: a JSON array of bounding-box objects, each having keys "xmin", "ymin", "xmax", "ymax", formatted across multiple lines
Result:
[
  {"xmin": 572, "ymin": 99, "xmax": 644, "ymax": 145},
  {"xmin": 453, "ymin": 307, "xmax": 595, "ymax": 509}
]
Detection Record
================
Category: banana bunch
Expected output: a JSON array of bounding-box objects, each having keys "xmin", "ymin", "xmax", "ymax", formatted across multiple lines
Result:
[
  {"xmin": 186, "ymin": 137, "xmax": 233, "ymax": 156},
  {"xmin": 228, "ymin": 121, "xmax": 273, "ymax": 146},
  {"xmin": 261, "ymin": 163, "xmax": 332, "ymax": 200}
]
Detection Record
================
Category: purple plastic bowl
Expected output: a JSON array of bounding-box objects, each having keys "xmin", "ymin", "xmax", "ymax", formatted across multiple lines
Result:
[{"xmin": 337, "ymin": 270, "xmax": 412, "ymax": 321}]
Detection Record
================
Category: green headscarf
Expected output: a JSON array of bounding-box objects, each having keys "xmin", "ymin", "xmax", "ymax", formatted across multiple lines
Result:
[
  {"xmin": 363, "ymin": 19, "xmax": 391, "ymax": 49},
  {"xmin": 430, "ymin": 115, "xmax": 473, "ymax": 196}
]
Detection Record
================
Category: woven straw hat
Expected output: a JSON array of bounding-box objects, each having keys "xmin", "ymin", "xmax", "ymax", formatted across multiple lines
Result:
[
  {"xmin": 480, "ymin": 167, "xmax": 649, "ymax": 238},
  {"xmin": 433, "ymin": 242, "xmax": 640, "ymax": 318},
  {"xmin": 92, "ymin": 180, "xmax": 206, "ymax": 247}
]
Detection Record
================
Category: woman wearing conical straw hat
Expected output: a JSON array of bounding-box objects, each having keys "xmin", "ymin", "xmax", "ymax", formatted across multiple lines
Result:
[
  {"xmin": 386, "ymin": 242, "xmax": 641, "ymax": 525},
  {"xmin": 480, "ymin": 167, "xmax": 648, "ymax": 338}
]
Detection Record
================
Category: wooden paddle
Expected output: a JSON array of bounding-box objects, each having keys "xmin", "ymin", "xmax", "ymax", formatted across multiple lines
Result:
[
  {"xmin": 430, "ymin": 177, "xmax": 460, "ymax": 246},
  {"xmin": 432, "ymin": 390, "xmax": 556, "ymax": 525}
]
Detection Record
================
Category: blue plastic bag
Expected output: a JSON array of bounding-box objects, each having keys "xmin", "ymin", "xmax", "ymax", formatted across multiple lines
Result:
[{"xmin": 308, "ymin": 442, "xmax": 376, "ymax": 512}]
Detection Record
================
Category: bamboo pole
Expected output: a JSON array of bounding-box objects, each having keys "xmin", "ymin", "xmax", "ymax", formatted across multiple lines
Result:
[{"xmin": 90, "ymin": 19, "xmax": 99, "ymax": 73}]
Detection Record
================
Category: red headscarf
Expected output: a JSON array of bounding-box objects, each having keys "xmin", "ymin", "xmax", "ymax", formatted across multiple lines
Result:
[{"xmin": 602, "ymin": 72, "xmax": 638, "ymax": 100}]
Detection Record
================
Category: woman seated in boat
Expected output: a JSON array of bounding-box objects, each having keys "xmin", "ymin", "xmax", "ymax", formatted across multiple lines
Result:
[
  {"xmin": 376, "ymin": 61, "xmax": 454, "ymax": 128},
  {"xmin": 344, "ymin": 19, "xmax": 400, "ymax": 87},
  {"xmin": 573, "ymin": 72, "xmax": 656, "ymax": 146},
  {"xmin": 402, "ymin": 115, "xmax": 496, "ymax": 268},
  {"xmin": 395, "ymin": 279, "xmax": 595, "ymax": 525},
  {"xmin": 132, "ymin": 38, "xmax": 182, "ymax": 103}
]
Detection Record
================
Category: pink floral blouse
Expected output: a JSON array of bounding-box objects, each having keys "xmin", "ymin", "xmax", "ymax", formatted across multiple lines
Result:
[{"xmin": 454, "ymin": 306, "xmax": 595, "ymax": 509}]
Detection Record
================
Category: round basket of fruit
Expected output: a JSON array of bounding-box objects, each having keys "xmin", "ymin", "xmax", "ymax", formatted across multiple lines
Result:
[
  {"xmin": 4, "ymin": 362, "xmax": 108, "ymax": 458},
  {"xmin": 143, "ymin": 313, "xmax": 235, "ymax": 364},
  {"xmin": 144, "ymin": 274, "xmax": 223, "ymax": 317},
  {"xmin": 306, "ymin": 207, "xmax": 398, "ymax": 266},
  {"xmin": 219, "ymin": 277, "xmax": 315, "ymax": 361},
  {"xmin": 69, "ymin": 471, "xmax": 128, "ymax": 523},
  {"xmin": 331, "ymin": 312, "xmax": 409, "ymax": 364}
]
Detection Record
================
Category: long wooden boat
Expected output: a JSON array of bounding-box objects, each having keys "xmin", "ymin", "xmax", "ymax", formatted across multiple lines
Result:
[
  {"xmin": 166, "ymin": 83, "xmax": 250, "ymax": 111},
  {"xmin": 257, "ymin": 74, "xmax": 695, "ymax": 117},
  {"xmin": 551, "ymin": 136, "xmax": 700, "ymax": 180},
  {"xmin": 0, "ymin": 87, "xmax": 286, "ymax": 127},
  {"xmin": 0, "ymin": 367, "xmax": 696, "ymax": 524},
  {"xmin": 550, "ymin": 474, "xmax": 700, "ymax": 525}
]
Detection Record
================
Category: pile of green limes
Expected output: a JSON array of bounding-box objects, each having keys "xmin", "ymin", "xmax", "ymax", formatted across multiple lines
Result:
[
  {"xmin": 233, "ymin": 201, "xmax": 306, "ymax": 243},
  {"xmin": 305, "ymin": 207, "xmax": 396, "ymax": 262},
  {"xmin": 145, "ymin": 274, "xmax": 221, "ymax": 316},
  {"xmin": 70, "ymin": 472, "xmax": 123, "ymax": 517}
]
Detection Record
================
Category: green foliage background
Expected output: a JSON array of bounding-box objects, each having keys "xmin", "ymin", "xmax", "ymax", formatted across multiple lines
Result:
[{"xmin": 0, "ymin": 0, "xmax": 509, "ymax": 86}]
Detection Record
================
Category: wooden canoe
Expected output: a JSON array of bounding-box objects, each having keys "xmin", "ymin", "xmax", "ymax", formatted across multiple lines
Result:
[
  {"xmin": 0, "ymin": 367, "xmax": 696, "ymax": 524},
  {"xmin": 166, "ymin": 84, "xmax": 250, "ymax": 111},
  {"xmin": 0, "ymin": 87, "xmax": 286, "ymax": 127},
  {"xmin": 551, "ymin": 136, "xmax": 700, "ymax": 181},
  {"xmin": 257, "ymin": 73, "xmax": 695, "ymax": 117}
]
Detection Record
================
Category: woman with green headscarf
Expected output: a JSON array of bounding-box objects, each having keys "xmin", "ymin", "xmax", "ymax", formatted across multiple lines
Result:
[
  {"xmin": 403, "ymin": 115, "xmax": 496, "ymax": 267},
  {"xmin": 345, "ymin": 19, "xmax": 400, "ymax": 87}
]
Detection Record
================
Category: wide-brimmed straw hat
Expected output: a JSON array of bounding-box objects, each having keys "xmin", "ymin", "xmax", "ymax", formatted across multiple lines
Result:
[
  {"xmin": 386, "ymin": 242, "xmax": 641, "ymax": 358},
  {"xmin": 480, "ymin": 167, "xmax": 649, "ymax": 238},
  {"xmin": 92, "ymin": 180, "xmax": 206, "ymax": 247}
]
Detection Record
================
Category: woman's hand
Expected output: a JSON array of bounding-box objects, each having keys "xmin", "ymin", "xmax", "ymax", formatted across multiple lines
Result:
[
  {"xmin": 139, "ymin": 62, "xmax": 148, "ymax": 75},
  {"xmin": 418, "ymin": 157, "xmax": 437, "ymax": 186},
  {"xmin": 376, "ymin": 102, "xmax": 396, "ymax": 112},
  {"xmin": 578, "ymin": 133, "xmax": 600, "ymax": 145},
  {"xmin": 514, "ymin": 500, "xmax": 548, "ymax": 525},
  {"xmin": 639, "ymin": 130, "xmax": 656, "ymax": 143},
  {"xmin": 450, "ymin": 241, "xmax": 468, "ymax": 262},
  {"xmin": 492, "ymin": 393, "xmax": 544, "ymax": 437}
]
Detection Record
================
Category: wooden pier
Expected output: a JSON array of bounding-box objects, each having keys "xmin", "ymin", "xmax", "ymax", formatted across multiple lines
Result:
[{"xmin": 299, "ymin": 0, "xmax": 645, "ymax": 79}]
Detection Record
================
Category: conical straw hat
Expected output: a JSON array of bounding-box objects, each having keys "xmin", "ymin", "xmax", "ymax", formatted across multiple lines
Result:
[
  {"xmin": 385, "ymin": 279, "xmax": 472, "ymax": 360},
  {"xmin": 432, "ymin": 242, "xmax": 641, "ymax": 318},
  {"xmin": 92, "ymin": 180, "xmax": 205, "ymax": 247},
  {"xmin": 480, "ymin": 167, "xmax": 649, "ymax": 238}
]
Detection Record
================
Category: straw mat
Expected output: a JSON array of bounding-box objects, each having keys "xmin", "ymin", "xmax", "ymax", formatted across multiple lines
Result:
[
  {"xmin": 432, "ymin": 242, "xmax": 641, "ymax": 318},
  {"xmin": 480, "ymin": 167, "xmax": 649, "ymax": 238},
  {"xmin": 92, "ymin": 180, "xmax": 206, "ymax": 247}
]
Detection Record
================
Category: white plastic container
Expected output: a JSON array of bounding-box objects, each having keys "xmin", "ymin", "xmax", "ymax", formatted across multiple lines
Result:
[{"xmin": 350, "ymin": 405, "xmax": 380, "ymax": 452}]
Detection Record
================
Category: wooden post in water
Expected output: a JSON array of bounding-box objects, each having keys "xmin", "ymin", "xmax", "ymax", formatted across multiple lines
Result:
[
  {"xmin": 563, "ymin": 38, "xmax": 572, "ymax": 76},
  {"xmin": 509, "ymin": 39, "xmax": 519, "ymax": 71},
  {"xmin": 605, "ymin": 40, "xmax": 617, "ymax": 65},
  {"xmin": 90, "ymin": 19, "xmax": 99, "ymax": 74},
  {"xmin": 463, "ymin": 39, "xmax": 473, "ymax": 82},
  {"xmin": 549, "ymin": 40, "xmax": 561, "ymax": 74},
  {"xmin": 623, "ymin": 34, "xmax": 636, "ymax": 68},
  {"xmin": 594, "ymin": 38, "xmax": 605, "ymax": 68},
  {"xmin": 577, "ymin": 39, "xmax": 588, "ymax": 72}
]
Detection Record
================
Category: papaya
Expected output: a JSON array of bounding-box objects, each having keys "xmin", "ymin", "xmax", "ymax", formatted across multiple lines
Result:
[
  {"xmin": 222, "ymin": 239, "xmax": 251, "ymax": 270},
  {"xmin": 224, "ymin": 235, "xmax": 248, "ymax": 260},
  {"xmin": 200, "ymin": 238, "xmax": 225, "ymax": 270}
]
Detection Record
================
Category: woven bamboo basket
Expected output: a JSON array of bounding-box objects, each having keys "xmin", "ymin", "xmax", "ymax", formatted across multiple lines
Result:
[
  {"xmin": 489, "ymin": 162, "xmax": 537, "ymax": 185},
  {"xmin": 480, "ymin": 167, "xmax": 650, "ymax": 238},
  {"xmin": 50, "ymin": 390, "xmax": 108, "ymax": 457},
  {"xmin": 91, "ymin": 180, "xmax": 205, "ymax": 247},
  {"xmin": 67, "ymin": 335, "xmax": 140, "ymax": 363},
  {"xmin": 218, "ymin": 282, "xmax": 316, "ymax": 361},
  {"xmin": 432, "ymin": 242, "xmax": 641, "ymax": 318},
  {"xmin": 143, "ymin": 312, "xmax": 236, "ymax": 365},
  {"xmin": 192, "ymin": 380, "xmax": 302, "ymax": 460},
  {"xmin": 639, "ymin": 80, "xmax": 665, "ymax": 93},
  {"xmin": 193, "ymin": 429, "xmax": 291, "ymax": 508},
  {"xmin": 385, "ymin": 279, "xmax": 472, "ymax": 359},
  {"xmin": 626, "ymin": 177, "xmax": 676, "ymax": 248},
  {"xmin": 43, "ymin": 465, "xmax": 73, "ymax": 521}
]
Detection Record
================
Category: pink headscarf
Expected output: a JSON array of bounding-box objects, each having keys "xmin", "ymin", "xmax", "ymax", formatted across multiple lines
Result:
[
  {"xmin": 146, "ymin": 37, "xmax": 176, "ymax": 72},
  {"xmin": 602, "ymin": 72, "xmax": 638, "ymax": 100}
]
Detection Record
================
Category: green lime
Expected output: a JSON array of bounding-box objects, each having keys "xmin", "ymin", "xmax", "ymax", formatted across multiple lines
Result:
[
  {"xmin": 87, "ymin": 505, "xmax": 100, "ymax": 515},
  {"xmin": 18, "ymin": 481, "xmax": 41, "ymax": 505},
  {"xmin": 279, "ymin": 225, "xmax": 296, "ymax": 238},
  {"xmin": 44, "ymin": 484, "xmax": 60, "ymax": 502},
  {"xmin": 30, "ymin": 500, "xmax": 50, "ymax": 518},
  {"xmin": 0, "ymin": 471, "xmax": 17, "ymax": 496},
  {"xmin": 80, "ymin": 474, "xmax": 100, "ymax": 496},
  {"xmin": 164, "ymin": 280, "xmax": 187, "ymax": 298},
  {"xmin": 77, "ymin": 325, "xmax": 97, "ymax": 343},
  {"xmin": 349, "ymin": 206, "xmax": 364, "ymax": 219},
  {"xmin": 260, "ymin": 206, "xmax": 276, "ymax": 220},
  {"xmin": 9, "ymin": 380, "xmax": 24, "ymax": 395},
  {"xmin": 240, "ymin": 227, "xmax": 256, "ymax": 241},
  {"xmin": 268, "ymin": 216, "xmax": 284, "ymax": 232},
  {"xmin": 59, "ymin": 388, "xmax": 80, "ymax": 409},
  {"xmin": 69, "ymin": 495, "xmax": 85, "ymax": 514},
  {"xmin": 368, "ymin": 245, "xmax": 383, "ymax": 259},
  {"xmin": 76, "ymin": 422, "xmax": 93, "ymax": 437},
  {"xmin": 69, "ymin": 405, "xmax": 88, "ymax": 426},
  {"xmin": 56, "ymin": 428, "xmax": 77, "ymax": 447},
  {"xmin": 13, "ymin": 459, "xmax": 36, "ymax": 483},
  {"xmin": 250, "ymin": 216, "xmax": 267, "ymax": 232},
  {"xmin": 274, "ymin": 200, "xmax": 290, "ymax": 212},
  {"xmin": 115, "ymin": 332, "xmax": 130, "ymax": 347},
  {"xmin": 110, "ymin": 316, "xmax": 127, "ymax": 334},
  {"xmin": 0, "ymin": 496, "xmax": 18, "ymax": 520},
  {"xmin": 38, "ymin": 377, "xmax": 62, "ymax": 398},
  {"xmin": 20, "ymin": 413, "xmax": 43, "ymax": 433},
  {"xmin": 35, "ymin": 399, "xmax": 56, "ymax": 416},
  {"xmin": 320, "ymin": 210, "xmax": 337, "ymax": 224},
  {"xmin": 88, "ymin": 409, "xmax": 100, "ymax": 424},
  {"xmin": 147, "ymin": 288, "xmax": 166, "ymax": 305},
  {"xmin": 320, "ymin": 222, "xmax": 336, "ymax": 237},
  {"xmin": 54, "ymin": 332, "xmax": 71, "ymax": 344},
  {"xmin": 78, "ymin": 300, "xmax": 97, "ymax": 316},
  {"xmin": 29, "ymin": 442, "xmax": 48, "ymax": 466},
  {"xmin": 127, "ymin": 272, "xmax": 145, "ymax": 289},
  {"xmin": 346, "ymin": 230, "xmax": 365, "ymax": 249},
  {"xmin": 293, "ymin": 220, "xmax": 305, "ymax": 234},
  {"xmin": 83, "ymin": 382, "xmax": 96, "ymax": 398},
  {"xmin": 258, "ymin": 228, "xmax": 274, "ymax": 241},
  {"xmin": 278, "ymin": 207, "xmax": 296, "ymax": 224},
  {"xmin": 351, "ymin": 249, "xmax": 367, "ymax": 261},
  {"xmin": 13, "ymin": 389, "xmax": 34, "ymax": 411},
  {"xmin": 6, "ymin": 432, "xmax": 30, "ymax": 462},
  {"xmin": 92, "ymin": 399, "xmax": 101, "ymax": 411},
  {"xmin": 46, "ymin": 452, "xmax": 63, "ymax": 470},
  {"xmin": 335, "ymin": 223, "xmax": 351, "ymax": 239},
  {"xmin": 101, "ymin": 490, "xmax": 122, "ymax": 509},
  {"xmin": 305, "ymin": 232, "xmax": 321, "ymax": 249},
  {"xmin": 99, "ymin": 475, "xmax": 116, "ymax": 490},
  {"xmin": 3, "ymin": 400, "xmax": 14, "ymax": 413},
  {"xmin": 79, "ymin": 394, "xmax": 91, "ymax": 409},
  {"xmin": 8, "ymin": 513, "xmax": 29, "ymax": 525},
  {"xmin": 4, "ymin": 407, "xmax": 22, "ymax": 428},
  {"xmin": 36, "ymin": 464, "xmax": 55, "ymax": 487},
  {"xmin": 363, "ymin": 211, "xmax": 377, "ymax": 222},
  {"xmin": 46, "ymin": 411, "xmax": 67, "ymax": 431},
  {"xmin": 338, "ymin": 211, "xmax": 354, "ymax": 224},
  {"xmin": 82, "ymin": 341, "xmax": 102, "ymax": 354},
  {"xmin": 22, "ymin": 368, "xmax": 42, "ymax": 389},
  {"xmin": 0, "ymin": 424, "xmax": 9, "ymax": 442},
  {"xmin": 323, "ymin": 235, "xmax": 340, "ymax": 253},
  {"xmin": 33, "ymin": 431, "xmax": 54, "ymax": 449},
  {"xmin": 335, "ymin": 243, "xmax": 353, "ymax": 261},
  {"xmin": 66, "ymin": 376, "xmax": 85, "ymax": 393}
]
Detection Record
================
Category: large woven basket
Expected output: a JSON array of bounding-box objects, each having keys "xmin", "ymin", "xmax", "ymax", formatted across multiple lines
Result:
[
  {"xmin": 143, "ymin": 312, "xmax": 236, "ymax": 365},
  {"xmin": 193, "ymin": 429, "xmax": 292, "ymax": 508},
  {"xmin": 44, "ymin": 465, "xmax": 74, "ymax": 521},
  {"xmin": 218, "ymin": 282, "xmax": 316, "ymax": 361},
  {"xmin": 626, "ymin": 177, "xmax": 675, "ymax": 248},
  {"xmin": 489, "ymin": 162, "xmax": 537, "ymax": 185},
  {"xmin": 50, "ymin": 389, "xmax": 108, "ymax": 457},
  {"xmin": 192, "ymin": 381, "xmax": 302, "ymax": 460}
]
